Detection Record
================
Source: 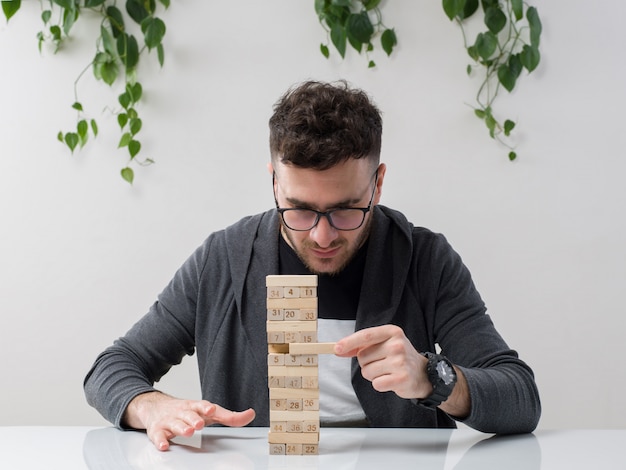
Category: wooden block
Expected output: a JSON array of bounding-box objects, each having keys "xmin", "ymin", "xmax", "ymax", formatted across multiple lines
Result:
[
  {"xmin": 268, "ymin": 353, "xmax": 285, "ymax": 366},
  {"xmin": 269, "ymin": 410, "xmax": 320, "ymax": 422},
  {"xmin": 267, "ymin": 308, "xmax": 284, "ymax": 321},
  {"xmin": 270, "ymin": 388, "xmax": 319, "ymax": 399},
  {"xmin": 303, "ymin": 444, "xmax": 319, "ymax": 455},
  {"xmin": 267, "ymin": 286, "xmax": 284, "ymax": 299},
  {"xmin": 299, "ymin": 287, "xmax": 317, "ymax": 298},
  {"xmin": 283, "ymin": 287, "xmax": 300, "ymax": 298},
  {"xmin": 284, "ymin": 376, "xmax": 302, "ymax": 388},
  {"xmin": 270, "ymin": 421, "xmax": 287, "ymax": 433},
  {"xmin": 268, "ymin": 376, "xmax": 285, "ymax": 388},
  {"xmin": 286, "ymin": 443, "xmax": 303, "ymax": 455},
  {"xmin": 284, "ymin": 354, "xmax": 301, "ymax": 366},
  {"xmin": 302, "ymin": 420, "xmax": 320, "ymax": 433},
  {"xmin": 283, "ymin": 309, "xmax": 299, "ymax": 320},
  {"xmin": 286, "ymin": 421, "xmax": 303, "ymax": 433},
  {"xmin": 287, "ymin": 398, "xmax": 302, "ymax": 411},
  {"xmin": 269, "ymin": 443, "xmax": 285, "ymax": 455},
  {"xmin": 302, "ymin": 398, "xmax": 319, "ymax": 410},
  {"xmin": 268, "ymin": 432, "xmax": 319, "ymax": 444},
  {"xmin": 267, "ymin": 297, "xmax": 318, "ymax": 309},
  {"xmin": 268, "ymin": 366, "xmax": 318, "ymax": 377},
  {"xmin": 299, "ymin": 308, "xmax": 317, "ymax": 320},
  {"xmin": 267, "ymin": 321, "xmax": 317, "ymax": 332},
  {"xmin": 270, "ymin": 398, "xmax": 287, "ymax": 410},
  {"xmin": 267, "ymin": 331, "xmax": 285, "ymax": 344},
  {"xmin": 266, "ymin": 275, "xmax": 318, "ymax": 287},
  {"xmin": 289, "ymin": 342, "xmax": 337, "ymax": 355},
  {"xmin": 302, "ymin": 376, "xmax": 318, "ymax": 389}
]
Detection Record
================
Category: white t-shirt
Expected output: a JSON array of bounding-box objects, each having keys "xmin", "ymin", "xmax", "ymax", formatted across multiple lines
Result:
[{"xmin": 318, "ymin": 319, "xmax": 367, "ymax": 425}]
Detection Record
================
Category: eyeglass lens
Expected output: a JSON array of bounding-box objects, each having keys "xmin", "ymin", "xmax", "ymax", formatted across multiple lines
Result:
[{"xmin": 282, "ymin": 209, "xmax": 365, "ymax": 231}]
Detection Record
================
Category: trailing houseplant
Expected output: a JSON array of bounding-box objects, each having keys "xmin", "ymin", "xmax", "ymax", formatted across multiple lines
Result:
[
  {"xmin": 316, "ymin": 0, "xmax": 541, "ymax": 161},
  {"xmin": 2, "ymin": 0, "xmax": 168, "ymax": 184},
  {"xmin": 2, "ymin": 0, "xmax": 541, "ymax": 184}
]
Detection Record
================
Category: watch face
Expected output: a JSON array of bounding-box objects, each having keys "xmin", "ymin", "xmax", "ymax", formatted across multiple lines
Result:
[{"xmin": 436, "ymin": 361, "xmax": 456, "ymax": 386}]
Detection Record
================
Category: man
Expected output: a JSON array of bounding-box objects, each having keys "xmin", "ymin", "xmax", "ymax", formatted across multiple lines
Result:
[{"xmin": 84, "ymin": 80, "xmax": 541, "ymax": 451}]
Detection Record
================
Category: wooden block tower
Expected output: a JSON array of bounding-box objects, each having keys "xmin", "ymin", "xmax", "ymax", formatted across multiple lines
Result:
[{"xmin": 266, "ymin": 275, "xmax": 320, "ymax": 455}]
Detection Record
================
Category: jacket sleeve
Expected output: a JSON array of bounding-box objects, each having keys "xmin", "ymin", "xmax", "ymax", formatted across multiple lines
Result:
[
  {"xmin": 83, "ymin": 236, "xmax": 211, "ymax": 428},
  {"xmin": 427, "ymin": 233, "xmax": 541, "ymax": 434}
]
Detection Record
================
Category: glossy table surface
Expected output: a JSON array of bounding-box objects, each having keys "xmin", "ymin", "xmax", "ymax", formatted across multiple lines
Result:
[{"xmin": 0, "ymin": 426, "xmax": 624, "ymax": 469}]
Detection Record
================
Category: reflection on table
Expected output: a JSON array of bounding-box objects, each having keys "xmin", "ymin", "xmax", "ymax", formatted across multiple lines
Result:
[{"xmin": 2, "ymin": 426, "xmax": 624, "ymax": 469}]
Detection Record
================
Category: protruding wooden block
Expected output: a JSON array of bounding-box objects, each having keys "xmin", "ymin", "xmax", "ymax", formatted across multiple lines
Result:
[{"xmin": 289, "ymin": 342, "xmax": 337, "ymax": 355}]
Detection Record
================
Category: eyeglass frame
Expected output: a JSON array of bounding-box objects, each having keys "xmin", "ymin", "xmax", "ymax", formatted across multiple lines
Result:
[{"xmin": 272, "ymin": 169, "xmax": 379, "ymax": 231}]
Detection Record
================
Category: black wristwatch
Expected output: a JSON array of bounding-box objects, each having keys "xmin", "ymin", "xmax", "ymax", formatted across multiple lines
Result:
[{"xmin": 413, "ymin": 352, "xmax": 457, "ymax": 409}]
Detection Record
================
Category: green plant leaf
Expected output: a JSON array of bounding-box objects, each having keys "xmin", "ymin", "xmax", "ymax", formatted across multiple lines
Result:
[
  {"xmin": 50, "ymin": 25, "xmax": 62, "ymax": 42},
  {"xmin": 118, "ymin": 132, "xmax": 131, "ymax": 148},
  {"xmin": 100, "ymin": 25, "xmax": 116, "ymax": 57},
  {"xmin": 442, "ymin": 0, "xmax": 463, "ymax": 21},
  {"xmin": 126, "ymin": 0, "xmax": 149, "ymax": 24},
  {"xmin": 127, "ymin": 82, "xmax": 142, "ymax": 103},
  {"xmin": 72, "ymin": 101, "xmax": 83, "ymax": 111},
  {"xmin": 320, "ymin": 43, "xmax": 330, "ymax": 59},
  {"xmin": 141, "ymin": 16, "xmax": 166, "ymax": 50},
  {"xmin": 527, "ymin": 7, "xmax": 541, "ymax": 47},
  {"xmin": 158, "ymin": 0, "xmax": 170, "ymax": 7},
  {"xmin": 64, "ymin": 132, "xmax": 79, "ymax": 152},
  {"xmin": 57, "ymin": 131, "xmax": 64, "ymax": 142},
  {"xmin": 346, "ymin": 12, "xmax": 374, "ymax": 44},
  {"xmin": 381, "ymin": 28, "xmax": 397, "ymax": 56},
  {"xmin": 520, "ymin": 44, "xmax": 540, "ymax": 72},
  {"xmin": 368, "ymin": 60, "xmax": 375, "ymax": 68},
  {"xmin": 117, "ymin": 33, "xmax": 139, "ymax": 70},
  {"xmin": 77, "ymin": 119, "xmax": 88, "ymax": 147},
  {"xmin": 497, "ymin": 63, "xmax": 517, "ymax": 92},
  {"xmin": 118, "ymin": 113, "xmax": 129, "ymax": 129},
  {"xmin": 459, "ymin": 0, "xmax": 478, "ymax": 20},
  {"xmin": 484, "ymin": 6, "xmax": 506, "ymax": 34},
  {"xmin": 2, "ymin": 0, "xmax": 21, "ymax": 22},
  {"xmin": 330, "ymin": 24, "xmax": 347, "ymax": 58},
  {"xmin": 504, "ymin": 119, "xmax": 515, "ymax": 136},
  {"xmin": 62, "ymin": 5, "xmax": 80, "ymax": 36},
  {"xmin": 362, "ymin": 0, "xmax": 381, "ymax": 11},
  {"xmin": 118, "ymin": 92, "xmax": 131, "ymax": 109},
  {"xmin": 508, "ymin": 151, "xmax": 517, "ymax": 161},
  {"xmin": 474, "ymin": 108, "xmax": 486, "ymax": 119},
  {"xmin": 101, "ymin": 59, "xmax": 119, "ymax": 85},
  {"xmin": 41, "ymin": 9, "xmax": 51, "ymax": 24},
  {"xmin": 106, "ymin": 5, "xmax": 125, "ymax": 38},
  {"xmin": 90, "ymin": 119, "xmax": 98, "ymax": 137},
  {"xmin": 85, "ymin": 0, "xmax": 107, "ymax": 7},
  {"xmin": 52, "ymin": 0, "xmax": 73, "ymax": 9},
  {"xmin": 474, "ymin": 31, "xmax": 497, "ymax": 60},
  {"xmin": 511, "ymin": 0, "xmax": 523, "ymax": 21},
  {"xmin": 128, "ymin": 139, "xmax": 141, "ymax": 158},
  {"xmin": 129, "ymin": 117, "xmax": 142, "ymax": 135},
  {"xmin": 157, "ymin": 43, "xmax": 164, "ymax": 67},
  {"xmin": 121, "ymin": 167, "xmax": 134, "ymax": 184}
]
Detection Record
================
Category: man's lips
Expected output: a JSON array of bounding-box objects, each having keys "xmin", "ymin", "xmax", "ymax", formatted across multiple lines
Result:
[{"xmin": 310, "ymin": 246, "xmax": 341, "ymax": 258}]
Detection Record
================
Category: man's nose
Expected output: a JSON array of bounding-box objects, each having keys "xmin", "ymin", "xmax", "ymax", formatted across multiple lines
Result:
[{"xmin": 309, "ymin": 215, "xmax": 339, "ymax": 248}]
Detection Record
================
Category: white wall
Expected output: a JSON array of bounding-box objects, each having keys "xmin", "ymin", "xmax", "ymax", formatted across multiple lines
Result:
[{"xmin": 1, "ymin": 1, "xmax": 624, "ymax": 429}]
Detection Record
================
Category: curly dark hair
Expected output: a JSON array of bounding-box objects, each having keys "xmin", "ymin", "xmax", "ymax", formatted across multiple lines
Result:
[{"xmin": 269, "ymin": 80, "xmax": 382, "ymax": 170}]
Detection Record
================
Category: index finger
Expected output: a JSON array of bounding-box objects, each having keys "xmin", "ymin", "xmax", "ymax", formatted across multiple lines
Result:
[{"xmin": 334, "ymin": 325, "xmax": 397, "ymax": 357}]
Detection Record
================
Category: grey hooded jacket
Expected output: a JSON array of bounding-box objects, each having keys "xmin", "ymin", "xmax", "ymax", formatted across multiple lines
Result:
[{"xmin": 84, "ymin": 205, "xmax": 541, "ymax": 434}]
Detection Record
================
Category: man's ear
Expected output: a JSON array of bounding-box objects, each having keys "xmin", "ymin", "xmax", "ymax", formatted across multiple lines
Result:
[{"xmin": 267, "ymin": 162, "xmax": 274, "ymax": 175}]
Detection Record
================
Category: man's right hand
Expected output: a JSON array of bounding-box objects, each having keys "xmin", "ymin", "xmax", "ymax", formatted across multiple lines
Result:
[{"xmin": 123, "ymin": 391, "xmax": 256, "ymax": 451}]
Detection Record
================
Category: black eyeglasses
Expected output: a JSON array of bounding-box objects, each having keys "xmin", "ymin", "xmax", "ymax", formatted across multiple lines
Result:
[{"xmin": 273, "ymin": 170, "xmax": 378, "ymax": 231}]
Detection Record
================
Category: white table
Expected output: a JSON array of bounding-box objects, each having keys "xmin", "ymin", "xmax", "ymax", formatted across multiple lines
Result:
[{"xmin": 0, "ymin": 426, "xmax": 624, "ymax": 469}]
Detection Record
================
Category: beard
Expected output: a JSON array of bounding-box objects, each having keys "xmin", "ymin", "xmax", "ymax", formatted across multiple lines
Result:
[{"xmin": 279, "ymin": 214, "xmax": 373, "ymax": 276}]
